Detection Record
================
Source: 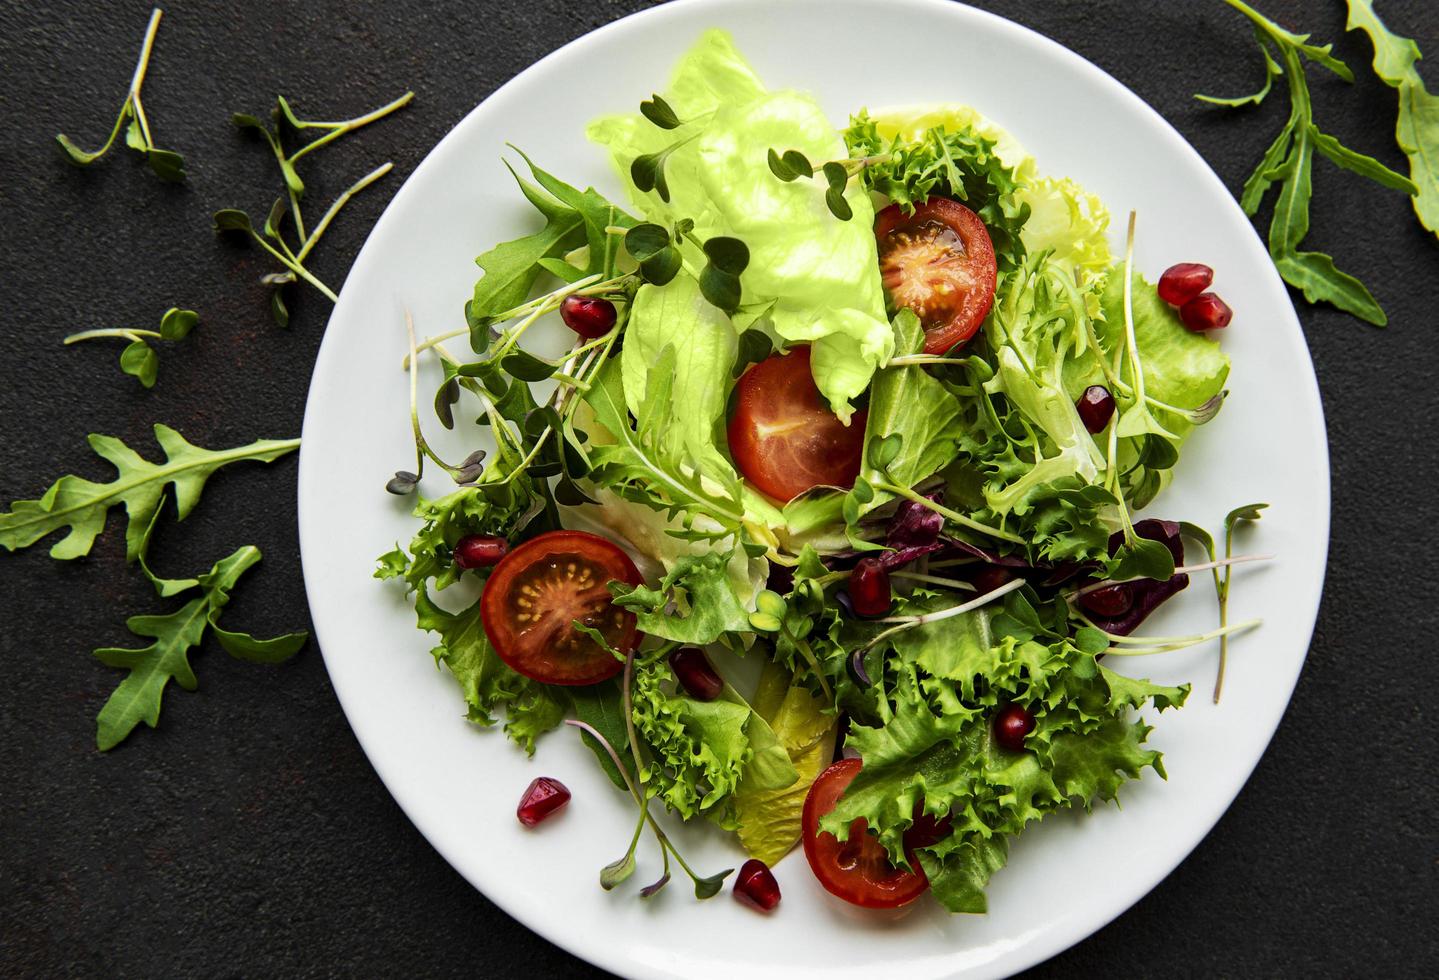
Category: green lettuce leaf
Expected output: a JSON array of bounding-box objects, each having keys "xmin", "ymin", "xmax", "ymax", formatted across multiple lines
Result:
[
  {"xmin": 631, "ymin": 657, "xmax": 796, "ymax": 828},
  {"xmin": 816, "ymin": 614, "xmax": 1188, "ymax": 911},
  {"xmin": 610, "ymin": 551, "xmax": 753, "ymax": 645},
  {"xmin": 587, "ymin": 29, "xmax": 892, "ymax": 421},
  {"xmin": 732, "ymin": 660, "xmax": 839, "ymax": 864}
]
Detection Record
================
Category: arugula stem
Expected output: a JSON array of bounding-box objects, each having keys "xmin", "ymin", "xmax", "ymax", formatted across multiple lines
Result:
[
  {"xmin": 63, "ymin": 328, "xmax": 160, "ymax": 344},
  {"xmin": 296, "ymin": 162, "xmax": 394, "ymax": 261},
  {"xmin": 873, "ymin": 480, "xmax": 1025, "ymax": 545}
]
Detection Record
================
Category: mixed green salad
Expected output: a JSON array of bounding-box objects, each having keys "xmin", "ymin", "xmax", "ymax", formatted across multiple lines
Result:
[{"xmin": 377, "ymin": 31, "xmax": 1266, "ymax": 914}]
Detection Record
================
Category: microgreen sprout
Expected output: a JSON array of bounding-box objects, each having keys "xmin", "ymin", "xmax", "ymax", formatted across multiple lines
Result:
[
  {"xmin": 1181, "ymin": 504, "xmax": 1270, "ymax": 701},
  {"xmin": 850, "ymin": 577, "xmax": 1027, "ymax": 671},
  {"xmin": 63, "ymin": 307, "xmax": 198, "ymax": 388},
  {"xmin": 220, "ymin": 89, "xmax": 412, "ymax": 322},
  {"xmin": 55, "ymin": 8, "xmax": 185, "ymax": 181}
]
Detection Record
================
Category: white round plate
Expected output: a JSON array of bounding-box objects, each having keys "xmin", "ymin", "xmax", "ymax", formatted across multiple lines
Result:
[{"xmin": 298, "ymin": 1, "xmax": 1329, "ymax": 976}]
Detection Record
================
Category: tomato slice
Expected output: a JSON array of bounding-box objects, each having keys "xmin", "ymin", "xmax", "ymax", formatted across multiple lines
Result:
[
  {"xmin": 801, "ymin": 758, "xmax": 930, "ymax": 909},
  {"xmin": 480, "ymin": 530, "xmax": 642, "ymax": 686},
  {"xmin": 875, "ymin": 197, "xmax": 997, "ymax": 354},
  {"xmin": 726, "ymin": 346, "xmax": 866, "ymax": 503}
]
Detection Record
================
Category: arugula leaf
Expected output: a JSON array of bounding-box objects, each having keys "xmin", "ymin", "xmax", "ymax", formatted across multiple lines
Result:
[
  {"xmin": 466, "ymin": 164, "xmax": 588, "ymax": 333},
  {"xmin": 1345, "ymin": 0, "xmax": 1439, "ymax": 238},
  {"xmin": 1206, "ymin": 0, "xmax": 1418, "ymax": 325},
  {"xmin": 94, "ymin": 545, "xmax": 307, "ymax": 750},
  {"xmin": 0, "ymin": 425, "xmax": 299, "ymax": 561},
  {"xmin": 582, "ymin": 351, "xmax": 746, "ymax": 535}
]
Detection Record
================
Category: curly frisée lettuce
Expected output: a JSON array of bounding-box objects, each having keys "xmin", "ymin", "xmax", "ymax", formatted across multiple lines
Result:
[{"xmin": 376, "ymin": 29, "xmax": 1266, "ymax": 916}]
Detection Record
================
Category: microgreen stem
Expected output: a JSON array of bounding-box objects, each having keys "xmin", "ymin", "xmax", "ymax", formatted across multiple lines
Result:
[
  {"xmin": 873, "ymin": 480, "xmax": 1025, "ymax": 545},
  {"xmin": 403, "ymin": 327, "xmax": 469, "ymax": 367},
  {"xmin": 1069, "ymin": 553, "xmax": 1274, "ymax": 599},
  {"xmin": 63, "ymin": 328, "xmax": 159, "ymax": 344},
  {"xmin": 288, "ymin": 92, "xmax": 415, "ymax": 164},
  {"xmin": 404, "ymin": 311, "xmax": 460, "ymax": 478},
  {"xmin": 890, "ymin": 570, "xmax": 976, "ymax": 591},
  {"xmin": 887, "ymin": 355, "xmax": 973, "ymax": 367},
  {"xmin": 248, "ymin": 230, "xmax": 338, "ymax": 301},
  {"xmin": 295, "ymin": 162, "xmax": 394, "ymax": 261},
  {"xmin": 1102, "ymin": 618, "xmax": 1262, "ymax": 656},
  {"xmin": 855, "ymin": 578, "xmax": 1025, "ymax": 658}
]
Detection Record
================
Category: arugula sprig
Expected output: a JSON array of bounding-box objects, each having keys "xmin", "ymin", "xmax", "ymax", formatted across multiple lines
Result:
[
  {"xmin": 0, "ymin": 424, "xmax": 298, "ymax": 561},
  {"xmin": 62, "ymin": 307, "xmax": 197, "ymax": 389},
  {"xmin": 95, "ymin": 527, "xmax": 307, "ymax": 750},
  {"xmin": 1345, "ymin": 0, "xmax": 1439, "ymax": 238},
  {"xmin": 1203, "ymin": 0, "xmax": 1418, "ymax": 326},
  {"xmin": 55, "ymin": 8, "xmax": 185, "ymax": 181},
  {"xmin": 219, "ymin": 91, "xmax": 412, "ymax": 322}
]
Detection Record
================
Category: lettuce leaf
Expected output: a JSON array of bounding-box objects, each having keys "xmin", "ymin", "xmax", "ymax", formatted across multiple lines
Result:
[
  {"xmin": 818, "ymin": 613, "xmax": 1188, "ymax": 912},
  {"xmin": 733, "ymin": 660, "xmax": 839, "ymax": 864},
  {"xmin": 610, "ymin": 551, "xmax": 753, "ymax": 644},
  {"xmin": 631, "ymin": 658, "xmax": 797, "ymax": 828},
  {"xmin": 587, "ymin": 29, "xmax": 892, "ymax": 421}
]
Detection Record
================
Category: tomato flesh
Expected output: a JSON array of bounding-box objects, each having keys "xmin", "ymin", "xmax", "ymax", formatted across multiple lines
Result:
[
  {"xmin": 875, "ymin": 197, "xmax": 997, "ymax": 354},
  {"xmin": 481, "ymin": 530, "xmax": 642, "ymax": 686},
  {"xmin": 801, "ymin": 758, "xmax": 930, "ymax": 909},
  {"xmin": 726, "ymin": 346, "xmax": 866, "ymax": 502}
]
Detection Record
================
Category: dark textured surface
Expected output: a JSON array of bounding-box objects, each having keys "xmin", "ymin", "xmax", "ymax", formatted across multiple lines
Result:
[{"xmin": 2, "ymin": 0, "xmax": 1436, "ymax": 976}]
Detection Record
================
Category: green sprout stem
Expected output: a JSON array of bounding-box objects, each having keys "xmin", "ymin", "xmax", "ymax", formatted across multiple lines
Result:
[
  {"xmin": 58, "ymin": 7, "xmax": 164, "ymax": 160},
  {"xmin": 295, "ymin": 161, "xmax": 393, "ymax": 262},
  {"xmin": 63, "ymin": 328, "xmax": 160, "ymax": 345},
  {"xmin": 1068, "ymin": 553, "xmax": 1274, "ymax": 599},
  {"xmin": 851, "ymin": 577, "xmax": 1026, "ymax": 662},
  {"xmin": 1100, "ymin": 618, "xmax": 1262, "ymax": 657}
]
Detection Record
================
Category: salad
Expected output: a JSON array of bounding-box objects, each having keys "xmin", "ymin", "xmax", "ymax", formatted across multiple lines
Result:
[{"xmin": 377, "ymin": 30, "xmax": 1265, "ymax": 915}]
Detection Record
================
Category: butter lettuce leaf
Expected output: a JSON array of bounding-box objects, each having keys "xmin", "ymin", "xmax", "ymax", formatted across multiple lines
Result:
[{"xmin": 588, "ymin": 29, "xmax": 891, "ymax": 421}]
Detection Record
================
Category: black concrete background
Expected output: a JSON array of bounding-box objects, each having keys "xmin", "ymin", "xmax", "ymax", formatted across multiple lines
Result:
[{"xmin": 2, "ymin": 0, "xmax": 1436, "ymax": 976}]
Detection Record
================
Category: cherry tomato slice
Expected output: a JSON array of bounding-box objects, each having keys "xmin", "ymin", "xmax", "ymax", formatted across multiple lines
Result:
[
  {"xmin": 801, "ymin": 758, "xmax": 930, "ymax": 909},
  {"xmin": 726, "ymin": 346, "xmax": 866, "ymax": 503},
  {"xmin": 480, "ymin": 530, "xmax": 642, "ymax": 686},
  {"xmin": 875, "ymin": 197, "xmax": 997, "ymax": 354}
]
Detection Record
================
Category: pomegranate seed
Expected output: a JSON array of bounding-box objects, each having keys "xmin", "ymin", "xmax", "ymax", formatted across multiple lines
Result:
[
  {"xmin": 453, "ymin": 534, "xmax": 508, "ymax": 569},
  {"xmin": 1179, "ymin": 292, "xmax": 1232, "ymax": 332},
  {"xmin": 1079, "ymin": 583, "xmax": 1134, "ymax": 618},
  {"xmin": 1157, "ymin": 263, "xmax": 1214, "ymax": 306},
  {"xmin": 560, "ymin": 294, "xmax": 617, "ymax": 339},
  {"xmin": 669, "ymin": 647, "xmax": 724, "ymax": 701},
  {"xmin": 848, "ymin": 558, "xmax": 892, "ymax": 618},
  {"xmin": 733, "ymin": 858, "xmax": 781, "ymax": 912},
  {"xmin": 904, "ymin": 806, "xmax": 953, "ymax": 848},
  {"xmin": 516, "ymin": 776, "xmax": 570, "ymax": 827},
  {"xmin": 993, "ymin": 703, "xmax": 1036, "ymax": 752},
  {"xmin": 971, "ymin": 564, "xmax": 1012, "ymax": 595},
  {"xmin": 1076, "ymin": 385, "xmax": 1116, "ymax": 434}
]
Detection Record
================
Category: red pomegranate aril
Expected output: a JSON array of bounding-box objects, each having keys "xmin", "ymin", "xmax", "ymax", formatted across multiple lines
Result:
[
  {"xmin": 849, "ymin": 558, "xmax": 892, "ymax": 618},
  {"xmin": 669, "ymin": 647, "xmax": 724, "ymax": 702},
  {"xmin": 1076, "ymin": 385, "xmax": 1116, "ymax": 434},
  {"xmin": 1158, "ymin": 263, "xmax": 1214, "ymax": 306},
  {"xmin": 1179, "ymin": 292, "xmax": 1232, "ymax": 332},
  {"xmin": 516, "ymin": 776, "xmax": 571, "ymax": 827},
  {"xmin": 993, "ymin": 703, "xmax": 1036, "ymax": 752},
  {"xmin": 971, "ymin": 564, "xmax": 1013, "ymax": 596},
  {"xmin": 1079, "ymin": 583, "xmax": 1134, "ymax": 618},
  {"xmin": 560, "ymin": 294, "xmax": 617, "ymax": 339},
  {"xmin": 905, "ymin": 807, "xmax": 953, "ymax": 848},
  {"xmin": 453, "ymin": 534, "xmax": 508, "ymax": 570},
  {"xmin": 734, "ymin": 858, "xmax": 781, "ymax": 912}
]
